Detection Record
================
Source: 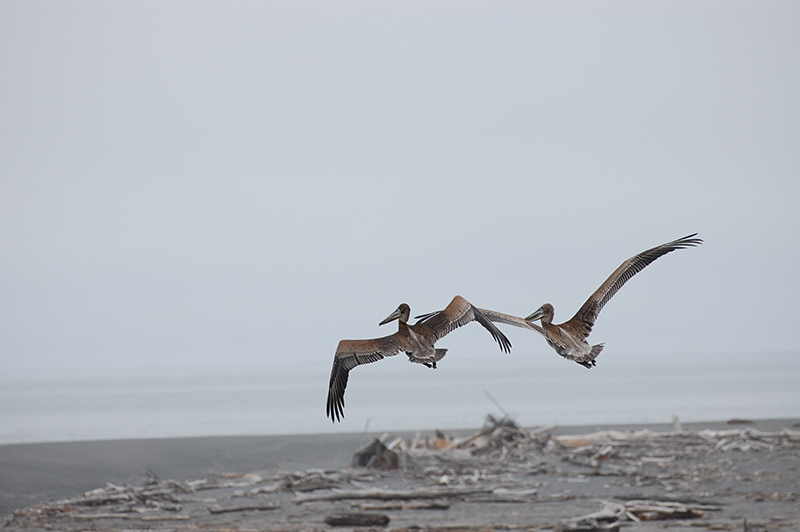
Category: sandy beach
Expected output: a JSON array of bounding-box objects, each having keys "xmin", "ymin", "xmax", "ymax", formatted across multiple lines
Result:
[{"xmin": 2, "ymin": 418, "xmax": 799, "ymax": 531}]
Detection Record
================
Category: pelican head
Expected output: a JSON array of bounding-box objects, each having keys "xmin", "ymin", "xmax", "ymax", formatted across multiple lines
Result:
[
  {"xmin": 379, "ymin": 303, "xmax": 411, "ymax": 325},
  {"xmin": 525, "ymin": 303, "xmax": 555, "ymax": 325}
]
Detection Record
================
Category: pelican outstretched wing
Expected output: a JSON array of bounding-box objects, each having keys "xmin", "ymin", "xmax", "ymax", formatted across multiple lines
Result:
[
  {"xmin": 569, "ymin": 233, "xmax": 703, "ymax": 334},
  {"xmin": 415, "ymin": 296, "xmax": 512, "ymax": 353},
  {"xmin": 326, "ymin": 334, "xmax": 403, "ymax": 422}
]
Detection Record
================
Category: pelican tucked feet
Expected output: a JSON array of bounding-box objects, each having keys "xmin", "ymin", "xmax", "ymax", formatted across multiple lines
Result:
[
  {"xmin": 487, "ymin": 233, "xmax": 703, "ymax": 369},
  {"xmin": 326, "ymin": 295, "xmax": 511, "ymax": 422}
]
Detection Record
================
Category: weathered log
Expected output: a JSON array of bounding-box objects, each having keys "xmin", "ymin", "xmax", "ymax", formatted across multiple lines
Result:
[
  {"xmin": 295, "ymin": 486, "xmax": 495, "ymax": 503},
  {"xmin": 324, "ymin": 513, "xmax": 390, "ymax": 527},
  {"xmin": 624, "ymin": 499, "xmax": 706, "ymax": 520},
  {"xmin": 359, "ymin": 499, "xmax": 450, "ymax": 511},
  {"xmin": 140, "ymin": 514, "xmax": 191, "ymax": 521},
  {"xmin": 207, "ymin": 502, "xmax": 281, "ymax": 514},
  {"xmin": 71, "ymin": 513, "xmax": 131, "ymax": 520},
  {"xmin": 464, "ymin": 487, "xmax": 539, "ymax": 503},
  {"xmin": 555, "ymin": 500, "xmax": 624, "ymax": 532}
]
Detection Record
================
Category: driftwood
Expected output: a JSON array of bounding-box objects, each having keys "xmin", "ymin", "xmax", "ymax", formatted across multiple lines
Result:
[
  {"xmin": 624, "ymin": 499, "xmax": 706, "ymax": 520},
  {"xmin": 359, "ymin": 499, "xmax": 450, "ymax": 511},
  {"xmin": 287, "ymin": 470, "xmax": 342, "ymax": 492},
  {"xmin": 554, "ymin": 500, "xmax": 624, "ymax": 532},
  {"xmin": 295, "ymin": 485, "xmax": 495, "ymax": 503},
  {"xmin": 336, "ymin": 416, "xmax": 800, "ymax": 508},
  {"xmin": 464, "ymin": 487, "xmax": 540, "ymax": 502},
  {"xmin": 207, "ymin": 502, "xmax": 281, "ymax": 514},
  {"xmin": 10, "ymin": 477, "xmax": 191, "ymax": 520},
  {"xmin": 556, "ymin": 498, "xmax": 718, "ymax": 531},
  {"xmin": 324, "ymin": 512, "xmax": 390, "ymax": 527},
  {"xmin": 70, "ymin": 513, "xmax": 131, "ymax": 520},
  {"xmin": 5, "ymin": 415, "xmax": 799, "ymax": 532},
  {"xmin": 139, "ymin": 514, "xmax": 191, "ymax": 521}
]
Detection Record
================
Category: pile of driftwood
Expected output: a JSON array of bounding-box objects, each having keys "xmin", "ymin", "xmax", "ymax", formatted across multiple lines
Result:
[
  {"xmin": 343, "ymin": 417, "xmax": 799, "ymax": 530},
  {"xmin": 6, "ymin": 417, "xmax": 799, "ymax": 531},
  {"xmin": 352, "ymin": 415, "xmax": 552, "ymax": 471},
  {"xmin": 6, "ymin": 468, "xmax": 331, "ymax": 526},
  {"xmin": 548, "ymin": 425, "xmax": 800, "ymax": 492},
  {"xmin": 553, "ymin": 498, "xmax": 722, "ymax": 532},
  {"xmin": 7, "ymin": 472, "xmax": 192, "ymax": 523},
  {"xmin": 353, "ymin": 416, "xmax": 800, "ymax": 475}
]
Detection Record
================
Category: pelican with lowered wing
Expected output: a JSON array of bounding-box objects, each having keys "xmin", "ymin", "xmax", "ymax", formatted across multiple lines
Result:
[{"xmin": 326, "ymin": 295, "xmax": 511, "ymax": 422}]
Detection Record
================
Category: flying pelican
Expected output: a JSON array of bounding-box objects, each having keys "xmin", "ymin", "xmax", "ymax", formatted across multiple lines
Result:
[
  {"xmin": 488, "ymin": 234, "xmax": 703, "ymax": 369},
  {"xmin": 326, "ymin": 295, "xmax": 512, "ymax": 422}
]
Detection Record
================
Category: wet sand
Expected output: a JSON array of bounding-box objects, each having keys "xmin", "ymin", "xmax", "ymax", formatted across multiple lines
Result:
[{"xmin": 2, "ymin": 418, "xmax": 799, "ymax": 530}]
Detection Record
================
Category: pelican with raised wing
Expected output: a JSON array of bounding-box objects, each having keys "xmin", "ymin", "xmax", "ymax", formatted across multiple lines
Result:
[
  {"xmin": 490, "ymin": 234, "xmax": 703, "ymax": 369},
  {"xmin": 326, "ymin": 295, "xmax": 512, "ymax": 422}
]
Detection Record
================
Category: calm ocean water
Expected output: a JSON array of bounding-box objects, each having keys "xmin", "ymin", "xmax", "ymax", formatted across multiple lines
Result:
[{"xmin": 2, "ymin": 351, "xmax": 798, "ymax": 444}]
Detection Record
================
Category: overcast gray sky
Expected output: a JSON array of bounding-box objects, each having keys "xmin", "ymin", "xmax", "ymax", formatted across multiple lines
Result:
[{"xmin": 2, "ymin": 1, "xmax": 798, "ymax": 376}]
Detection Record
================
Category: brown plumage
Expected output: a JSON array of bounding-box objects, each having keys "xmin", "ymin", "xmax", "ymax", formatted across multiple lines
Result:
[
  {"xmin": 493, "ymin": 234, "xmax": 703, "ymax": 368},
  {"xmin": 326, "ymin": 295, "xmax": 511, "ymax": 422}
]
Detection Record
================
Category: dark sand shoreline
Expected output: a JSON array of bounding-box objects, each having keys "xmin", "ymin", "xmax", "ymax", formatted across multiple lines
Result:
[
  {"xmin": 1, "ymin": 431, "xmax": 372, "ymax": 518},
  {"xmin": 3, "ymin": 417, "xmax": 799, "ymax": 530}
]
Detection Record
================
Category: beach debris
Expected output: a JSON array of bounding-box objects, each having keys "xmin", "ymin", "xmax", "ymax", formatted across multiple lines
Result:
[
  {"xmin": 555, "ymin": 498, "xmax": 715, "ymax": 531},
  {"xmin": 351, "ymin": 438, "xmax": 399, "ymax": 470},
  {"xmin": 287, "ymin": 470, "xmax": 342, "ymax": 492},
  {"xmin": 3, "ymin": 475, "xmax": 194, "ymax": 528},
  {"xmin": 358, "ymin": 499, "xmax": 450, "ymax": 511},
  {"xmin": 207, "ymin": 502, "xmax": 281, "ymax": 514},
  {"xmin": 294, "ymin": 485, "xmax": 496, "ymax": 504},
  {"xmin": 387, "ymin": 414, "xmax": 551, "ymax": 470},
  {"xmin": 139, "ymin": 514, "xmax": 191, "ymax": 521},
  {"xmin": 5, "ymin": 416, "xmax": 799, "ymax": 532},
  {"xmin": 324, "ymin": 512, "xmax": 390, "ymax": 527},
  {"xmin": 338, "ymin": 417, "xmax": 800, "ymax": 508},
  {"xmin": 554, "ymin": 503, "xmax": 622, "ymax": 531}
]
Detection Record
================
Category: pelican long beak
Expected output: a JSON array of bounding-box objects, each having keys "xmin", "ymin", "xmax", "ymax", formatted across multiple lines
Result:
[
  {"xmin": 525, "ymin": 306, "xmax": 546, "ymax": 322},
  {"xmin": 379, "ymin": 307, "xmax": 403, "ymax": 326}
]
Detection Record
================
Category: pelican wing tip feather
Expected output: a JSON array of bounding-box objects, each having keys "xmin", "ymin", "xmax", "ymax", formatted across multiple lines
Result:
[
  {"xmin": 326, "ymin": 358, "xmax": 349, "ymax": 422},
  {"xmin": 472, "ymin": 307, "xmax": 512, "ymax": 354}
]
